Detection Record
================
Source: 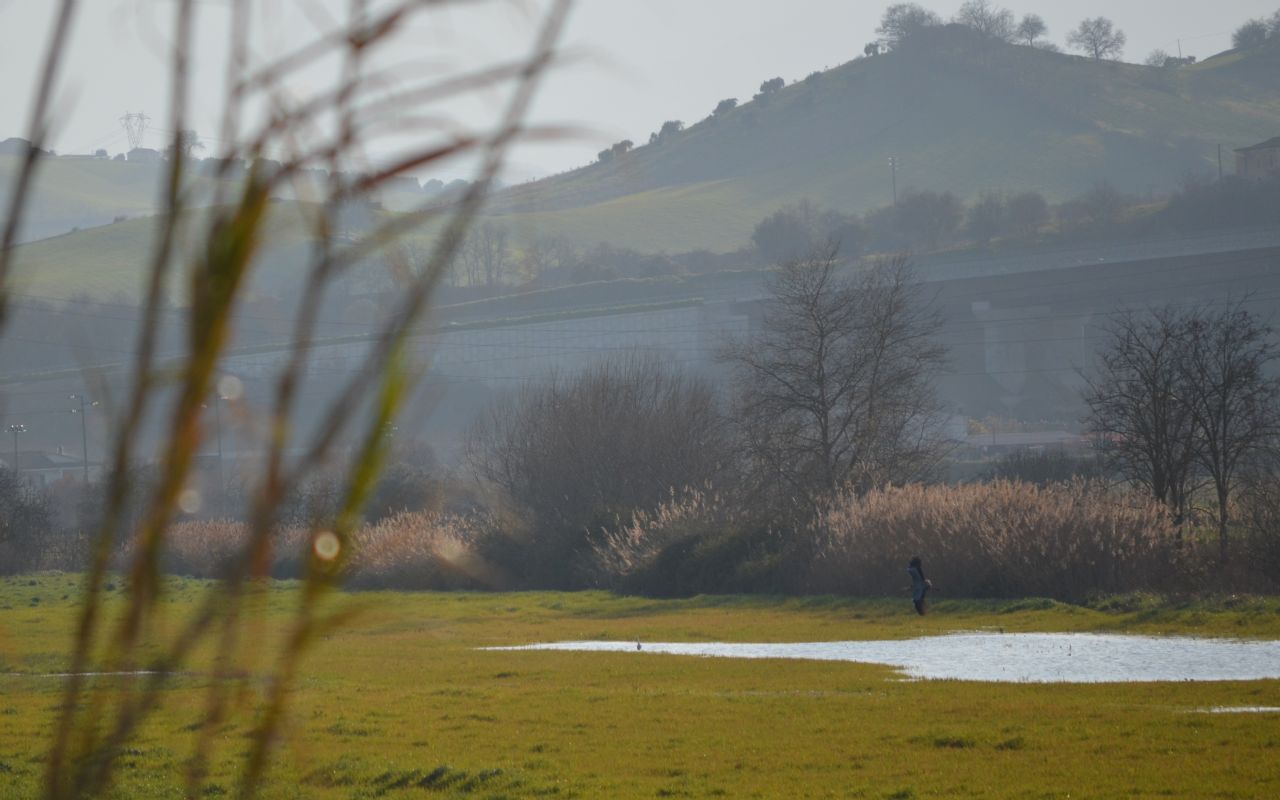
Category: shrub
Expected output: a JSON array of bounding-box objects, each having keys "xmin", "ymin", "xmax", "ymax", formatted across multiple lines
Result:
[
  {"xmin": 466, "ymin": 355, "xmax": 731, "ymax": 588},
  {"xmin": 987, "ymin": 450, "xmax": 1107, "ymax": 487},
  {"xmin": 592, "ymin": 488, "xmax": 788, "ymax": 596},
  {"xmin": 809, "ymin": 481, "xmax": 1188, "ymax": 601},
  {"xmin": 0, "ymin": 471, "xmax": 56, "ymax": 574},
  {"xmin": 346, "ymin": 511, "xmax": 502, "ymax": 590}
]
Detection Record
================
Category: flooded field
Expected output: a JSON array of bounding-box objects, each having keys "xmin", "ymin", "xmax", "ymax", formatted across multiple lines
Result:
[{"xmin": 490, "ymin": 632, "xmax": 1280, "ymax": 683}]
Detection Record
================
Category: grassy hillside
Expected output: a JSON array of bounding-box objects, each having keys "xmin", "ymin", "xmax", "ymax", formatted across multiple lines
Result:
[
  {"xmin": 5, "ymin": 202, "xmax": 325, "ymax": 304},
  {"xmin": 0, "ymin": 155, "xmax": 244, "ymax": 242},
  {"xmin": 7, "ymin": 28, "xmax": 1280, "ymax": 288},
  {"xmin": 491, "ymin": 28, "xmax": 1280, "ymax": 252}
]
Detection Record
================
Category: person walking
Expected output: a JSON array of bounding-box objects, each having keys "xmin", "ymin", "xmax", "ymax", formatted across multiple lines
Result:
[{"xmin": 907, "ymin": 556, "xmax": 932, "ymax": 615}]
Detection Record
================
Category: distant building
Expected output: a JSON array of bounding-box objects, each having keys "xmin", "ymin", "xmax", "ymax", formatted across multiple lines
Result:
[
  {"xmin": 0, "ymin": 449, "xmax": 97, "ymax": 486},
  {"xmin": 1235, "ymin": 137, "xmax": 1280, "ymax": 180},
  {"xmin": 127, "ymin": 147, "xmax": 160, "ymax": 163},
  {"xmin": 0, "ymin": 137, "xmax": 50, "ymax": 157}
]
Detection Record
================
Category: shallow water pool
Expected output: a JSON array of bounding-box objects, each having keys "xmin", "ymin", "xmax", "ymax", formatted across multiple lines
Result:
[{"xmin": 487, "ymin": 632, "xmax": 1280, "ymax": 683}]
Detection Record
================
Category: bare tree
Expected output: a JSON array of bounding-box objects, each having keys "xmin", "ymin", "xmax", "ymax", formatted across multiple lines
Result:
[
  {"xmin": 519, "ymin": 233, "xmax": 580, "ymax": 286},
  {"xmin": 877, "ymin": 3, "xmax": 941, "ymax": 49},
  {"xmin": 1016, "ymin": 14, "xmax": 1048, "ymax": 47},
  {"xmin": 722, "ymin": 246, "xmax": 948, "ymax": 508},
  {"xmin": 1085, "ymin": 302, "xmax": 1280, "ymax": 558},
  {"xmin": 1067, "ymin": 17, "xmax": 1126, "ymax": 61},
  {"xmin": 1178, "ymin": 303, "xmax": 1279, "ymax": 560},
  {"xmin": 460, "ymin": 221, "xmax": 511, "ymax": 288},
  {"xmin": 519, "ymin": 234, "xmax": 556, "ymax": 281},
  {"xmin": 1084, "ymin": 307, "xmax": 1199, "ymax": 523},
  {"xmin": 955, "ymin": 1, "xmax": 1016, "ymax": 42}
]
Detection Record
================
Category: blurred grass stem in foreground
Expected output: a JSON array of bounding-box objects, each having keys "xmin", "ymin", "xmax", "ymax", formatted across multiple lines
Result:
[{"xmin": 0, "ymin": 1, "xmax": 573, "ymax": 797}]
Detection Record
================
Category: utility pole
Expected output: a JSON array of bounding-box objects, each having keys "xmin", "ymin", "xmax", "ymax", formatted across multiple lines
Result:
[
  {"xmin": 7, "ymin": 424, "xmax": 26, "ymax": 477},
  {"xmin": 214, "ymin": 393, "xmax": 225, "ymax": 493},
  {"xmin": 201, "ymin": 394, "xmax": 228, "ymax": 494},
  {"xmin": 70, "ymin": 394, "xmax": 97, "ymax": 484},
  {"xmin": 1217, "ymin": 144, "xmax": 1224, "ymax": 181},
  {"xmin": 888, "ymin": 156, "xmax": 899, "ymax": 205}
]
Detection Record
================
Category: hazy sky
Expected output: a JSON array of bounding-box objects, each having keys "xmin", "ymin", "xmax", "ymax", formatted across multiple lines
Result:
[{"xmin": 2, "ymin": 0, "xmax": 1277, "ymax": 181}]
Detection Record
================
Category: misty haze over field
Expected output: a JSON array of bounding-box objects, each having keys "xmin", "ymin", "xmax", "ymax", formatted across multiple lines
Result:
[{"xmin": 2, "ymin": 3, "xmax": 1280, "ymax": 795}]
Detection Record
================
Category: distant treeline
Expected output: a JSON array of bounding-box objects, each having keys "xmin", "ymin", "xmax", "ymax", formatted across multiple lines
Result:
[
  {"xmin": 7, "ymin": 252, "xmax": 1280, "ymax": 601},
  {"xmin": 750, "ymin": 173, "xmax": 1280, "ymax": 265}
]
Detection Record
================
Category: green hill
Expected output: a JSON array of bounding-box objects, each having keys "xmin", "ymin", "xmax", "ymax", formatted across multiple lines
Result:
[
  {"xmin": 0, "ymin": 155, "xmax": 239, "ymax": 242},
  {"xmin": 489, "ymin": 27, "xmax": 1280, "ymax": 252},
  {"xmin": 5, "ymin": 202, "xmax": 326, "ymax": 304},
  {"xmin": 6, "ymin": 27, "xmax": 1280, "ymax": 287}
]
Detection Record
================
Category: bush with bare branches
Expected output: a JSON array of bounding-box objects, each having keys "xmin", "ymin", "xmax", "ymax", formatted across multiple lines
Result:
[
  {"xmin": 591, "ymin": 488, "xmax": 788, "ymax": 595},
  {"xmin": 467, "ymin": 355, "xmax": 732, "ymax": 587}
]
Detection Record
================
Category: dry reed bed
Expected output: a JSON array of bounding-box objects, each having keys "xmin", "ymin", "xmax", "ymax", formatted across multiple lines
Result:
[
  {"xmin": 156, "ymin": 512, "xmax": 499, "ymax": 590},
  {"xmin": 810, "ymin": 480, "xmax": 1187, "ymax": 600},
  {"xmin": 157, "ymin": 482, "xmax": 1205, "ymax": 599}
]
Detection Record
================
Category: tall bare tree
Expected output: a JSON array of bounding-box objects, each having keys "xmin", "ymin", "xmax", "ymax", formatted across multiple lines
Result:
[
  {"xmin": 876, "ymin": 3, "xmax": 941, "ymax": 49},
  {"xmin": 1016, "ymin": 14, "xmax": 1047, "ymax": 47},
  {"xmin": 723, "ymin": 247, "xmax": 947, "ymax": 508},
  {"xmin": 460, "ymin": 221, "xmax": 511, "ymax": 288},
  {"xmin": 1067, "ymin": 17, "xmax": 1126, "ymax": 61},
  {"xmin": 1084, "ymin": 307, "xmax": 1199, "ymax": 523},
  {"xmin": 1085, "ymin": 302, "xmax": 1280, "ymax": 558},
  {"xmin": 955, "ymin": 0, "xmax": 1016, "ymax": 42},
  {"xmin": 1178, "ymin": 303, "xmax": 1280, "ymax": 560}
]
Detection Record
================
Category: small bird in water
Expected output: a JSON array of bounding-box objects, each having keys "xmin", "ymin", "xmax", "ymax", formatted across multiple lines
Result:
[
  {"xmin": 907, "ymin": 556, "xmax": 932, "ymax": 616},
  {"xmin": 636, "ymin": 642, "xmax": 642, "ymax": 651}
]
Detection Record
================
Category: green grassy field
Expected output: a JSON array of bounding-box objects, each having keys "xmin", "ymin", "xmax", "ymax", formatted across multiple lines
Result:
[{"xmin": 1, "ymin": 574, "xmax": 1279, "ymax": 798}]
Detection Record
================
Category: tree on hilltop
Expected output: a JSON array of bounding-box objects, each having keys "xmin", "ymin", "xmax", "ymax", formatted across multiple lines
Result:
[
  {"xmin": 1067, "ymin": 17, "xmax": 1126, "ymax": 61},
  {"xmin": 758, "ymin": 77, "xmax": 785, "ymax": 95},
  {"xmin": 877, "ymin": 3, "xmax": 941, "ymax": 49},
  {"xmin": 1233, "ymin": 19, "xmax": 1269, "ymax": 49},
  {"xmin": 955, "ymin": 0, "xmax": 1015, "ymax": 42},
  {"xmin": 1015, "ymin": 14, "xmax": 1047, "ymax": 47},
  {"xmin": 713, "ymin": 98, "xmax": 738, "ymax": 116}
]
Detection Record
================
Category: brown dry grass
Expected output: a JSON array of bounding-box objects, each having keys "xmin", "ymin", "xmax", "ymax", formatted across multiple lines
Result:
[
  {"xmin": 156, "ymin": 512, "xmax": 501, "ymax": 591},
  {"xmin": 811, "ymin": 480, "xmax": 1190, "ymax": 600}
]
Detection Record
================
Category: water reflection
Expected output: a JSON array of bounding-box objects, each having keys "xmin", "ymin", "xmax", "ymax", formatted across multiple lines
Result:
[{"xmin": 489, "ymin": 632, "xmax": 1280, "ymax": 684}]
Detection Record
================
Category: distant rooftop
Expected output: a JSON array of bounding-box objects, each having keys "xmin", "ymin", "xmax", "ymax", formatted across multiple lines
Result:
[{"xmin": 1236, "ymin": 136, "xmax": 1280, "ymax": 153}]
